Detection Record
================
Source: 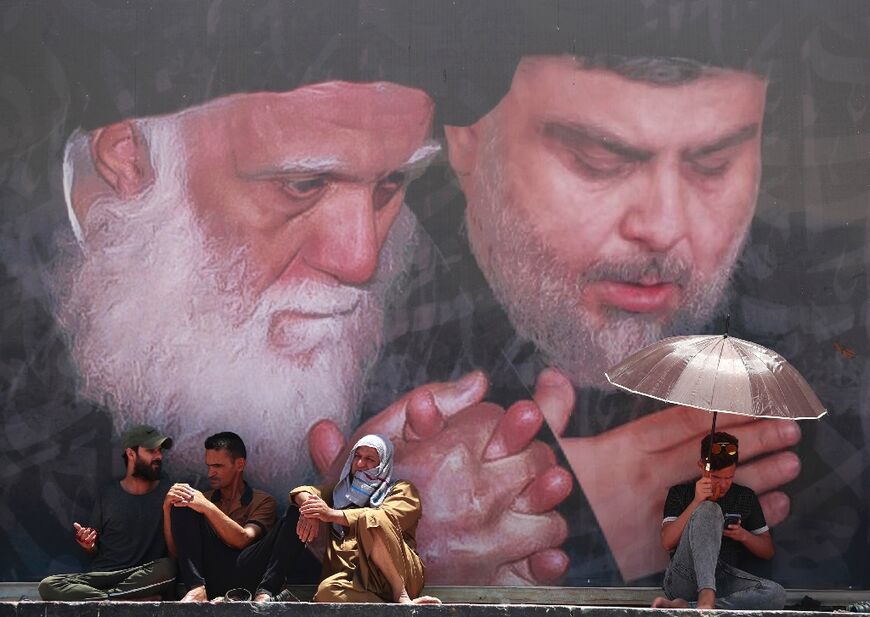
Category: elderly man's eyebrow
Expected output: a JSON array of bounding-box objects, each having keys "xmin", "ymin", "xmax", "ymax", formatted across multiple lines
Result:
[
  {"xmin": 684, "ymin": 123, "xmax": 759, "ymax": 158},
  {"xmin": 241, "ymin": 139, "xmax": 441, "ymax": 181},
  {"xmin": 399, "ymin": 140, "xmax": 441, "ymax": 171},
  {"xmin": 541, "ymin": 121, "xmax": 654, "ymax": 162}
]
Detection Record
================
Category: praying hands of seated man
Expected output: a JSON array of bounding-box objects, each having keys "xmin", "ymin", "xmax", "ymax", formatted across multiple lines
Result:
[{"xmin": 307, "ymin": 370, "xmax": 575, "ymax": 585}]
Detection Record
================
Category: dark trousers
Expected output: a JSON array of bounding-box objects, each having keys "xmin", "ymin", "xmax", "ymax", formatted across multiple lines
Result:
[
  {"xmin": 171, "ymin": 506, "xmax": 312, "ymax": 597},
  {"xmin": 38, "ymin": 558, "xmax": 176, "ymax": 600}
]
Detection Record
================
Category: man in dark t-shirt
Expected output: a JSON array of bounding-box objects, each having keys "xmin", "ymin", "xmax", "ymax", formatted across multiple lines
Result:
[
  {"xmin": 652, "ymin": 432, "xmax": 785, "ymax": 610},
  {"xmin": 39, "ymin": 425, "xmax": 176, "ymax": 600}
]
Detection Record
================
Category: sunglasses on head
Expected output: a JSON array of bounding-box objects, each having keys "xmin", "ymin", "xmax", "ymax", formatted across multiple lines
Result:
[{"xmin": 711, "ymin": 442, "xmax": 738, "ymax": 456}]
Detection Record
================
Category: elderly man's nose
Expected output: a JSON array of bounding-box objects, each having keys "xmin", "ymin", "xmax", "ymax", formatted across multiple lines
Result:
[
  {"xmin": 620, "ymin": 164, "xmax": 689, "ymax": 251},
  {"xmin": 302, "ymin": 186, "xmax": 381, "ymax": 285}
]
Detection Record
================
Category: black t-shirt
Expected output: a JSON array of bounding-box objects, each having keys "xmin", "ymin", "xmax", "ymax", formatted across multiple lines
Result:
[
  {"xmin": 89, "ymin": 477, "xmax": 171, "ymax": 571},
  {"xmin": 663, "ymin": 481, "xmax": 768, "ymax": 566}
]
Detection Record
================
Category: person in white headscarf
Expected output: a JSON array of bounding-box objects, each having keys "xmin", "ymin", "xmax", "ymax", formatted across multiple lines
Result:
[{"xmin": 290, "ymin": 435, "xmax": 440, "ymax": 604}]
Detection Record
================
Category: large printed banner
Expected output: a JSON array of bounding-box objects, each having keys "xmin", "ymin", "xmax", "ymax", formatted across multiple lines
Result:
[{"xmin": 1, "ymin": 0, "xmax": 868, "ymax": 588}]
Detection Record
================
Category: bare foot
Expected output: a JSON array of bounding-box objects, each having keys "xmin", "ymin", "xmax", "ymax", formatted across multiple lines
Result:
[
  {"xmin": 652, "ymin": 597, "xmax": 689, "ymax": 608},
  {"xmin": 697, "ymin": 588, "xmax": 716, "ymax": 609},
  {"xmin": 253, "ymin": 591, "xmax": 273, "ymax": 603},
  {"xmin": 397, "ymin": 589, "xmax": 442, "ymax": 605},
  {"xmin": 180, "ymin": 586, "xmax": 208, "ymax": 602}
]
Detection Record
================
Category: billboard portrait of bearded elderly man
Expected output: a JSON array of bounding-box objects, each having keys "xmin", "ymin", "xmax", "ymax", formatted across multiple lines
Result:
[{"xmin": 49, "ymin": 78, "xmax": 574, "ymax": 586}]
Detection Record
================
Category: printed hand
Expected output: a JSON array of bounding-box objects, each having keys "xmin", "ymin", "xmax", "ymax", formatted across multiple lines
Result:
[
  {"xmin": 307, "ymin": 371, "xmax": 574, "ymax": 585},
  {"xmin": 534, "ymin": 367, "xmax": 801, "ymax": 582},
  {"xmin": 73, "ymin": 522, "xmax": 97, "ymax": 552}
]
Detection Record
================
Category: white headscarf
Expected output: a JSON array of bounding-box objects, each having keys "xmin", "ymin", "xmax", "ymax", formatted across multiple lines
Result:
[{"xmin": 332, "ymin": 434, "xmax": 394, "ymax": 513}]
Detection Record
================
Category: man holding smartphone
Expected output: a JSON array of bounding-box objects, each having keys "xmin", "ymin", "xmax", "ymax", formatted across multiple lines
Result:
[{"xmin": 652, "ymin": 432, "xmax": 786, "ymax": 609}]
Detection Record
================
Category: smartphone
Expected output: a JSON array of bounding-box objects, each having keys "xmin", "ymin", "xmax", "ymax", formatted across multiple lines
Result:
[{"xmin": 724, "ymin": 513, "xmax": 742, "ymax": 527}]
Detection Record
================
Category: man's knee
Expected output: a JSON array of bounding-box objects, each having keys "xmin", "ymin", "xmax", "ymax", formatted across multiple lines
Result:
[
  {"xmin": 690, "ymin": 500, "xmax": 724, "ymax": 526},
  {"xmin": 314, "ymin": 580, "xmax": 347, "ymax": 603},
  {"xmin": 150, "ymin": 557, "xmax": 177, "ymax": 578},
  {"xmin": 171, "ymin": 504, "xmax": 200, "ymax": 525},
  {"xmin": 759, "ymin": 580, "xmax": 786, "ymax": 610},
  {"xmin": 38, "ymin": 576, "xmax": 64, "ymax": 600},
  {"xmin": 283, "ymin": 506, "xmax": 300, "ymax": 526},
  {"xmin": 357, "ymin": 509, "xmax": 399, "ymax": 544}
]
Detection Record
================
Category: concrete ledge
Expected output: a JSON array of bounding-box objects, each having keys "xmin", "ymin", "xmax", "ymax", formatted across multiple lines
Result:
[
  {"xmin": 0, "ymin": 602, "xmax": 865, "ymax": 617},
  {"xmin": 2, "ymin": 583, "xmax": 869, "ymax": 610}
]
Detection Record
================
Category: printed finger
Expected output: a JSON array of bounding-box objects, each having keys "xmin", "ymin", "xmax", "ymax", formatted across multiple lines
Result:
[
  {"xmin": 530, "ymin": 548, "xmax": 570, "ymax": 583},
  {"xmin": 758, "ymin": 491, "xmax": 791, "ymax": 526},
  {"xmin": 729, "ymin": 420, "xmax": 801, "ymax": 462},
  {"xmin": 308, "ymin": 420, "xmax": 347, "ymax": 476},
  {"xmin": 352, "ymin": 372, "xmax": 489, "ymax": 448},
  {"xmin": 483, "ymin": 402, "xmax": 544, "ymax": 460},
  {"xmin": 533, "ymin": 368, "xmax": 575, "ymax": 438},
  {"xmin": 734, "ymin": 451, "xmax": 801, "ymax": 494},
  {"xmin": 512, "ymin": 466, "xmax": 573, "ymax": 514},
  {"xmin": 494, "ymin": 511, "xmax": 569, "ymax": 564},
  {"xmin": 405, "ymin": 389, "xmax": 445, "ymax": 441},
  {"xmin": 618, "ymin": 405, "xmax": 750, "ymax": 452},
  {"xmin": 486, "ymin": 440, "xmax": 558, "ymax": 499},
  {"xmin": 431, "ymin": 370, "xmax": 489, "ymax": 417},
  {"xmin": 491, "ymin": 559, "xmax": 535, "ymax": 585}
]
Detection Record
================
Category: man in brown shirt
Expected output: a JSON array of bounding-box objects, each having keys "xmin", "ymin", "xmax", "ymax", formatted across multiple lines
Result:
[
  {"xmin": 291, "ymin": 434, "xmax": 440, "ymax": 604},
  {"xmin": 165, "ymin": 431, "xmax": 287, "ymax": 601}
]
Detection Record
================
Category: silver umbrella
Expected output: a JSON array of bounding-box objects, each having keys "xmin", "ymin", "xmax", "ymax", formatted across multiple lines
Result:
[{"xmin": 605, "ymin": 333, "xmax": 826, "ymax": 470}]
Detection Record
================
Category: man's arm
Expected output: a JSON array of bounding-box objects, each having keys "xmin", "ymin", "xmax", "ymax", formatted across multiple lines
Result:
[
  {"xmin": 162, "ymin": 483, "xmax": 191, "ymax": 558},
  {"xmin": 290, "ymin": 485, "xmax": 332, "ymax": 543},
  {"xmin": 170, "ymin": 483, "xmax": 264, "ymax": 550},
  {"xmin": 661, "ymin": 477, "xmax": 714, "ymax": 551},
  {"xmin": 298, "ymin": 495, "xmax": 348, "ymax": 527},
  {"xmin": 723, "ymin": 525, "xmax": 774, "ymax": 559},
  {"xmin": 344, "ymin": 481, "xmax": 421, "ymax": 531}
]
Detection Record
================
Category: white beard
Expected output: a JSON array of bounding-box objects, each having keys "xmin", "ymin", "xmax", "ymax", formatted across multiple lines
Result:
[
  {"xmin": 49, "ymin": 119, "xmax": 416, "ymax": 493},
  {"xmin": 466, "ymin": 123, "xmax": 747, "ymax": 389}
]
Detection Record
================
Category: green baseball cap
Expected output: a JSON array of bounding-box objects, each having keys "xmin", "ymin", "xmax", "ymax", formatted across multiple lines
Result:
[{"xmin": 121, "ymin": 425, "xmax": 173, "ymax": 450}]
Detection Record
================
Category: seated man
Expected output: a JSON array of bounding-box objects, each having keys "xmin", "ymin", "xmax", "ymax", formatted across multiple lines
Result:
[
  {"xmin": 39, "ymin": 425, "xmax": 176, "ymax": 600},
  {"xmin": 653, "ymin": 432, "xmax": 786, "ymax": 609},
  {"xmin": 167, "ymin": 431, "xmax": 307, "ymax": 601},
  {"xmin": 291, "ymin": 434, "xmax": 440, "ymax": 604}
]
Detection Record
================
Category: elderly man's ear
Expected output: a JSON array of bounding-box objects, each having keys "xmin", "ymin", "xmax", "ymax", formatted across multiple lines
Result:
[
  {"xmin": 444, "ymin": 124, "xmax": 481, "ymax": 192},
  {"xmin": 90, "ymin": 120, "xmax": 154, "ymax": 199}
]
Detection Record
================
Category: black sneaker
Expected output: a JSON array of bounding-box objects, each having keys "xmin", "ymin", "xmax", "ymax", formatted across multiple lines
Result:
[{"xmin": 274, "ymin": 589, "xmax": 302, "ymax": 602}]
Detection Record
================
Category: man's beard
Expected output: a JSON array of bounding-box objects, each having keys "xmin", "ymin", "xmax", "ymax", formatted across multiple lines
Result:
[
  {"xmin": 49, "ymin": 119, "xmax": 416, "ymax": 493},
  {"xmin": 465, "ymin": 124, "xmax": 746, "ymax": 389},
  {"xmin": 132, "ymin": 456, "xmax": 162, "ymax": 482}
]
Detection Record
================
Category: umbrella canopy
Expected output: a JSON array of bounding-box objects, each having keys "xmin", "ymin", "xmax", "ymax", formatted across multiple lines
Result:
[{"xmin": 604, "ymin": 334, "xmax": 827, "ymax": 420}]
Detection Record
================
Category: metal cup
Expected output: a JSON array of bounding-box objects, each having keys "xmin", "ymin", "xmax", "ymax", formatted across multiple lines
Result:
[{"xmin": 224, "ymin": 588, "xmax": 252, "ymax": 602}]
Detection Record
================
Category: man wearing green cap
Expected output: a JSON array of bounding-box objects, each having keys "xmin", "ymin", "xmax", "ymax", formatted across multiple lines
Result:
[{"xmin": 38, "ymin": 425, "xmax": 177, "ymax": 600}]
